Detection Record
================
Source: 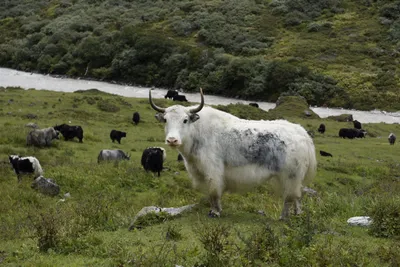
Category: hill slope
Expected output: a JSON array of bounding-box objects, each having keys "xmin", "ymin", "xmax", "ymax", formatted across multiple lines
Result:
[{"xmin": 0, "ymin": 0, "xmax": 400, "ymax": 110}]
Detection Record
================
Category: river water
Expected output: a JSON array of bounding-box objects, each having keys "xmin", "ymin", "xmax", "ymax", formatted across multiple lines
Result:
[{"xmin": 1, "ymin": 67, "xmax": 399, "ymax": 124}]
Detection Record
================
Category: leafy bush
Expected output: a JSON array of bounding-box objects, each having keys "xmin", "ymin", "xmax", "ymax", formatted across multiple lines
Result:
[
  {"xmin": 238, "ymin": 224, "xmax": 280, "ymax": 264},
  {"xmin": 307, "ymin": 22, "xmax": 322, "ymax": 32},
  {"xmin": 196, "ymin": 223, "xmax": 233, "ymax": 266},
  {"xmin": 369, "ymin": 196, "xmax": 400, "ymax": 238},
  {"xmin": 165, "ymin": 224, "xmax": 183, "ymax": 241},
  {"xmin": 96, "ymin": 99, "xmax": 120, "ymax": 112},
  {"xmin": 380, "ymin": 2, "xmax": 400, "ymax": 20}
]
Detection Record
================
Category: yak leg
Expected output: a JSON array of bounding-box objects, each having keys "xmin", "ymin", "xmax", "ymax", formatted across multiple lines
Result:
[
  {"xmin": 294, "ymin": 198, "xmax": 302, "ymax": 215},
  {"xmin": 206, "ymin": 175, "xmax": 224, "ymax": 218},
  {"xmin": 280, "ymin": 198, "xmax": 293, "ymax": 220},
  {"xmin": 279, "ymin": 172, "xmax": 303, "ymax": 220},
  {"xmin": 208, "ymin": 191, "xmax": 222, "ymax": 218}
]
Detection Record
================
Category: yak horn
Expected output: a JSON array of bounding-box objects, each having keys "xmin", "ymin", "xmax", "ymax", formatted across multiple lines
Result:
[
  {"xmin": 189, "ymin": 88, "xmax": 204, "ymax": 114},
  {"xmin": 149, "ymin": 88, "xmax": 166, "ymax": 113}
]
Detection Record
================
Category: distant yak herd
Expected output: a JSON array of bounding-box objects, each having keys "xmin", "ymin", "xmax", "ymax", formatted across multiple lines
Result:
[
  {"xmin": 7, "ymin": 95, "xmax": 397, "ymax": 188},
  {"xmin": 9, "ymin": 106, "xmax": 188, "ymax": 185},
  {"xmin": 316, "ymin": 119, "xmax": 396, "ymax": 157}
]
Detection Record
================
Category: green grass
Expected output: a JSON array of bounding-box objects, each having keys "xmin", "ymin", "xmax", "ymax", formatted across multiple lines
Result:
[{"xmin": 0, "ymin": 87, "xmax": 399, "ymax": 266}]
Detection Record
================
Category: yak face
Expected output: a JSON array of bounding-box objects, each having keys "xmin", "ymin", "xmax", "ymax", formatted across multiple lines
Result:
[
  {"xmin": 150, "ymin": 87, "xmax": 204, "ymax": 147},
  {"xmin": 155, "ymin": 106, "xmax": 200, "ymax": 147}
]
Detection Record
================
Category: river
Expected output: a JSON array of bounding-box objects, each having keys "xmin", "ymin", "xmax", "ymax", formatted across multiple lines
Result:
[{"xmin": 1, "ymin": 67, "xmax": 399, "ymax": 124}]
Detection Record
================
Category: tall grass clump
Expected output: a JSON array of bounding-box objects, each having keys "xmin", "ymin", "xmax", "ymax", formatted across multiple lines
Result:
[
  {"xmin": 369, "ymin": 196, "xmax": 400, "ymax": 238},
  {"xmin": 237, "ymin": 224, "xmax": 280, "ymax": 265}
]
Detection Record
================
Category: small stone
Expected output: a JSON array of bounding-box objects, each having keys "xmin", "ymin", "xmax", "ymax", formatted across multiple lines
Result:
[{"xmin": 347, "ymin": 216, "xmax": 372, "ymax": 227}]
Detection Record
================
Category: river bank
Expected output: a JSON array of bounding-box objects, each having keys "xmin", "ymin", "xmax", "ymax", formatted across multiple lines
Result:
[{"xmin": 1, "ymin": 67, "xmax": 399, "ymax": 124}]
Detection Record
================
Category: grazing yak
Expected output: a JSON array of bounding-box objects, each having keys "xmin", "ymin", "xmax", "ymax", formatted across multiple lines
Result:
[
  {"xmin": 54, "ymin": 124, "xmax": 84, "ymax": 143},
  {"xmin": 353, "ymin": 120, "xmax": 362, "ymax": 130},
  {"xmin": 149, "ymin": 88, "xmax": 317, "ymax": 219},
  {"xmin": 388, "ymin": 133, "xmax": 396, "ymax": 145},
  {"xmin": 97, "ymin": 149, "xmax": 130, "ymax": 163},
  {"xmin": 318, "ymin": 123, "xmax": 326, "ymax": 134},
  {"xmin": 132, "ymin": 112, "xmax": 140, "ymax": 125},
  {"xmin": 27, "ymin": 127, "xmax": 59, "ymax": 147},
  {"xmin": 141, "ymin": 147, "xmax": 166, "ymax": 177},
  {"xmin": 249, "ymin": 103, "xmax": 259, "ymax": 108},
  {"xmin": 9, "ymin": 155, "xmax": 43, "ymax": 182},
  {"xmin": 173, "ymin": 95, "xmax": 188, "ymax": 102},
  {"xmin": 320, "ymin": 150, "xmax": 333, "ymax": 157},
  {"xmin": 110, "ymin": 129, "xmax": 127, "ymax": 144},
  {"xmin": 339, "ymin": 128, "xmax": 367, "ymax": 139},
  {"xmin": 165, "ymin": 90, "xmax": 179, "ymax": 99}
]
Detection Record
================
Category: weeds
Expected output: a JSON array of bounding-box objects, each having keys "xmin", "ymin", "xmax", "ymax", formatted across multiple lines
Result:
[
  {"xmin": 369, "ymin": 196, "xmax": 400, "ymax": 238},
  {"xmin": 29, "ymin": 208, "xmax": 61, "ymax": 252},
  {"xmin": 238, "ymin": 224, "xmax": 280, "ymax": 265},
  {"xmin": 165, "ymin": 224, "xmax": 183, "ymax": 241},
  {"xmin": 196, "ymin": 222, "xmax": 236, "ymax": 266}
]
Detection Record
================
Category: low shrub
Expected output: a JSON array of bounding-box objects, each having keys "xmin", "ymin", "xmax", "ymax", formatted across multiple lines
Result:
[
  {"xmin": 97, "ymin": 99, "xmax": 120, "ymax": 112},
  {"xmin": 369, "ymin": 196, "xmax": 400, "ymax": 238}
]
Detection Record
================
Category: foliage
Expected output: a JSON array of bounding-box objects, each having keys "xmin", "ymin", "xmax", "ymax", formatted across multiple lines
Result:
[
  {"xmin": 0, "ymin": 0, "xmax": 399, "ymax": 110},
  {"xmin": 369, "ymin": 196, "xmax": 400, "ymax": 238}
]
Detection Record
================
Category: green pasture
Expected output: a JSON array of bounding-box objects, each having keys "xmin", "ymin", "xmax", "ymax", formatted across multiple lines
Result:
[{"xmin": 0, "ymin": 87, "xmax": 399, "ymax": 266}]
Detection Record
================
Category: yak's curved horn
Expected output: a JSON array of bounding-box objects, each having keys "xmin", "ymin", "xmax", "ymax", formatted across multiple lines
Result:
[
  {"xmin": 189, "ymin": 88, "xmax": 204, "ymax": 114},
  {"xmin": 149, "ymin": 88, "xmax": 166, "ymax": 113}
]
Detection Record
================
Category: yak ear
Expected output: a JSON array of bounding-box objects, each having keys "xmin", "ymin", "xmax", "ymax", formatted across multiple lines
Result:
[
  {"xmin": 189, "ymin": 113, "xmax": 200, "ymax": 123},
  {"xmin": 154, "ymin": 113, "xmax": 166, "ymax": 123}
]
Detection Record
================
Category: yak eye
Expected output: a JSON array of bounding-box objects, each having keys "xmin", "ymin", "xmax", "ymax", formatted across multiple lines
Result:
[{"xmin": 183, "ymin": 119, "xmax": 188, "ymax": 124}]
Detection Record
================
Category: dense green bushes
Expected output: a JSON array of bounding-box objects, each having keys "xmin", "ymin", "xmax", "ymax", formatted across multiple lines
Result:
[{"xmin": 0, "ymin": 0, "xmax": 400, "ymax": 109}]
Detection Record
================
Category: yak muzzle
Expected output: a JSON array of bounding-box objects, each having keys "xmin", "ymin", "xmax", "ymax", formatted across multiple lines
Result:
[{"xmin": 166, "ymin": 137, "xmax": 180, "ymax": 146}]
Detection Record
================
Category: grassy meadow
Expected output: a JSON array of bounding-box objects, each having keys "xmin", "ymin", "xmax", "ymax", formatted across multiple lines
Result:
[{"xmin": 0, "ymin": 87, "xmax": 399, "ymax": 266}]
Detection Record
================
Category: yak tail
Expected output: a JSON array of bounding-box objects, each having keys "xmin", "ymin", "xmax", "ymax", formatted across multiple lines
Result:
[
  {"xmin": 303, "ymin": 141, "xmax": 317, "ymax": 186},
  {"xmin": 33, "ymin": 158, "xmax": 44, "ymax": 178}
]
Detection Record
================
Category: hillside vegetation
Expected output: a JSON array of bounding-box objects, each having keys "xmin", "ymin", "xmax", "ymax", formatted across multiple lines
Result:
[
  {"xmin": 1, "ymin": 0, "xmax": 400, "ymax": 110},
  {"xmin": 0, "ymin": 87, "xmax": 399, "ymax": 266}
]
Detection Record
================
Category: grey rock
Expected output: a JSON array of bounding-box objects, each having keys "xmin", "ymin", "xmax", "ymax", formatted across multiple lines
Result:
[
  {"xmin": 257, "ymin": 210, "xmax": 266, "ymax": 216},
  {"xmin": 129, "ymin": 204, "xmax": 197, "ymax": 230},
  {"xmin": 31, "ymin": 176, "xmax": 60, "ymax": 196},
  {"xmin": 347, "ymin": 216, "xmax": 372, "ymax": 227},
  {"xmin": 25, "ymin": 122, "xmax": 38, "ymax": 129}
]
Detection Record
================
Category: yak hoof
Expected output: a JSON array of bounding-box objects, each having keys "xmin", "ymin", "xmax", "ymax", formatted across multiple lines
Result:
[
  {"xmin": 208, "ymin": 210, "xmax": 220, "ymax": 218},
  {"xmin": 279, "ymin": 215, "xmax": 288, "ymax": 221}
]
